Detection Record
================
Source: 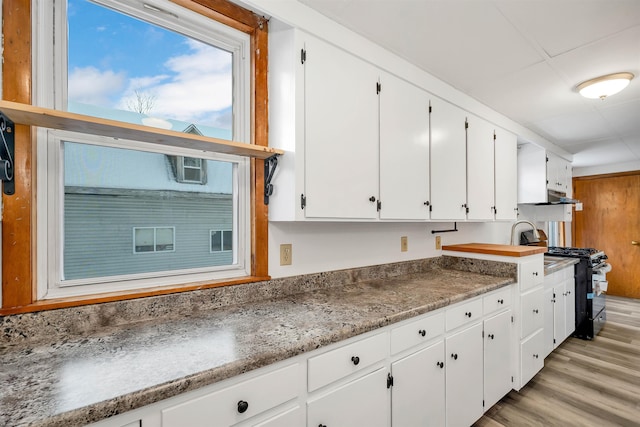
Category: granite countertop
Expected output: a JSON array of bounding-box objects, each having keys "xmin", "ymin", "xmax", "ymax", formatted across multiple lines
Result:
[
  {"xmin": 1, "ymin": 263, "xmax": 514, "ymax": 427},
  {"xmin": 544, "ymin": 256, "xmax": 579, "ymax": 275}
]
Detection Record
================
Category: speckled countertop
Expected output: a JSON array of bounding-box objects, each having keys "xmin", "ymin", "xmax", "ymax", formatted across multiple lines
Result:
[
  {"xmin": 544, "ymin": 256, "xmax": 579, "ymax": 275},
  {"xmin": 0, "ymin": 257, "xmax": 516, "ymax": 427}
]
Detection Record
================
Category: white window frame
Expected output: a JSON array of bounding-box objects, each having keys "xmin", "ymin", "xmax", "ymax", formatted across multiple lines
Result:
[
  {"xmin": 178, "ymin": 156, "xmax": 207, "ymax": 184},
  {"xmin": 210, "ymin": 229, "xmax": 233, "ymax": 253},
  {"xmin": 133, "ymin": 226, "xmax": 176, "ymax": 254},
  {"xmin": 34, "ymin": 0, "xmax": 251, "ymax": 299}
]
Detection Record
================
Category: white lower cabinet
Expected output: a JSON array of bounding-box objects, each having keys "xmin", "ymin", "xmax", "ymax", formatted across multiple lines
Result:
[
  {"xmin": 445, "ymin": 322, "xmax": 484, "ymax": 427},
  {"xmin": 241, "ymin": 406, "xmax": 304, "ymax": 427},
  {"xmin": 544, "ymin": 267, "xmax": 576, "ymax": 357},
  {"xmin": 307, "ymin": 367, "xmax": 389, "ymax": 427},
  {"xmin": 520, "ymin": 329, "xmax": 544, "ymax": 386},
  {"xmin": 161, "ymin": 364, "xmax": 301, "ymax": 427},
  {"xmin": 483, "ymin": 310, "xmax": 512, "ymax": 410},
  {"xmin": 391, "ymin": 340, "xmax": 446, "ymax": 426}
]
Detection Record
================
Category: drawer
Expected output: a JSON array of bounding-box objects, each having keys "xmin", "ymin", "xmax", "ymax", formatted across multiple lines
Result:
[
  {"xmin": 483, "ymin": 287, "xmax": 512, "ymax": 315},
  {"xmin": 521, "ymin": 287, "xmax": 544, "ymax": 338},
  {"xmin": 390, "ymin": 311, "xmax": 444, "ymax": 355},
  {"xmin": 520, "ymin": 329, "xmax": 544, "ymax": 387},
  {"xmin": 162, "ymin": 363, "xmax": 300, "ymax": 427},
  {"xmin": 520, "ymin": 259, "xmax": 544, "ymax": 291},
  {"xmin": 445, "ymin": 297, "xmax": 483, "ymax": 332},
  {"xmin": 308, "ymin": 332, "xmax": 388, "ymax": 392}
]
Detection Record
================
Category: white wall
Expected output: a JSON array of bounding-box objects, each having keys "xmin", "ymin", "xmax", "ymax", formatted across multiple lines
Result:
[
  {"xmin": 573, "ymin": 160, "xmax": 640, "ymax": 177},
  {"xmin": 269, "ymin": 221, "xmax": 515, "ymax": 278}
]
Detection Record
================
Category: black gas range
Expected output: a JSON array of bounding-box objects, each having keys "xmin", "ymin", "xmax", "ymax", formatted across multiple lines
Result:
[{"xmin": 546, "ymin": 246, "xmax": 609, "ymax": 340}]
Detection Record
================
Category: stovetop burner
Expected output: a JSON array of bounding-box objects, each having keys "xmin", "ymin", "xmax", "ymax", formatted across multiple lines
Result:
[{"xmin": 547, "ymin": 246, "xmax": 601, "ymax": 257}]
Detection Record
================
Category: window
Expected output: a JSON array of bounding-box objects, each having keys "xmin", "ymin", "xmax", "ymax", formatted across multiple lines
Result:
[
  {"xmin": 33, "ymin": 0, "xmax": 256, "ymax": 299},
  {"xmin": 211, "ymin": 230, "xmax": 232, "ymax": 253},
  {"xmin": 134, "ymin": 227, "xmax": 175, "ymax": 253}
]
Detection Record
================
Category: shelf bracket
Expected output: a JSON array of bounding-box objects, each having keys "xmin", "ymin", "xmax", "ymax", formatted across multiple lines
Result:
[
  {"xmin": 263, "ymin": 154, "xmax": 279, "ymax": 205},
  {"xmin": 0, "ymin": 112, "xmax": 15, "ymax": 195},
  {"xmin": 431, "ymin": 222, "xmax": 458, "ymax": 234}
]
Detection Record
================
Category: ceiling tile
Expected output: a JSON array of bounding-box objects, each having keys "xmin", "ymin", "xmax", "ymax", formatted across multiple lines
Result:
[
  {"xmin": 570, "ymin": 140, "xmax": 638, "ymax": 167},
  {"xmin": 496, "ymin": 0, "xmax": 640, "ymax": 58}
]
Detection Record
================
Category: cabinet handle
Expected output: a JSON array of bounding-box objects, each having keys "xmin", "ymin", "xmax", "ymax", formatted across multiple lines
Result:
[
  {"xmin": 533, "ymin": 309, "xmax": 539, "ymax": 314},
  {"xmin": 418, "ymin": 329, "xmax": 426, "ymax": 337},
  {"xmin": 465, "ymin": 311, "xmax": 472, "ymax": 318},
  {"xmin": 451, "ymin": 353, "xmax": 458, "ymax": 360},
  {"xmin": 424, "ymin": 201, "xmax": 430, "ymax": 206},
  {"xmin": 369, "ymin": 196, "xmax": 376, "ymax": 202},
  {"xmin": 437, "ymin": 361, "xmax": 444, "ymax": 368},
  {"xmin": 488, "ymin": 334, "xmax": 495, "ymax": 340},
  {"xmin": 533, "ymin": 272, "xmax": 539, "ymax": 276},
  {"xmin": 351, "ymin": 356, "xmax": 360, "ymax": 366},
  {"xmin": 567, "ymin": 291, "xmax": 571, "ymax": 295},
  {"xmin": 237, "ymin": 400, "xmax": 249, "ymax": 414},
  {"xmin": 319, "ymin": 425, "xmax": 327, "ymax": 427},
  {"xmin": 533, "ymin": 354, "xmax": 539, "ymax": 359},
  {"xmin": 498, "ymin": 299, "xmax": 504, "ymax": 304}
]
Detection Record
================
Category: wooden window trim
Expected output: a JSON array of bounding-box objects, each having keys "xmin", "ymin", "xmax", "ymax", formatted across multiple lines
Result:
[{"xmin": 0, "ymin": 0, "xmax": 270, "ymax": 315}]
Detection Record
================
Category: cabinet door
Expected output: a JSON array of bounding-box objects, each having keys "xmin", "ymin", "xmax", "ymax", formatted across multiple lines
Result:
[
  {"xmin": 466, "ymin": 115, "xmax": 495, "ymax": 221},
  {"xmin": 546, "ymin": 153, "xmax": 561, "ymax": 191},
  {"xmin": 303, "ymin": 34, "xmax": 380, "ymax": 219},
  {"xmin": 445, "ymin": 322, "xmax": 483, "ymax": 427},
  {"xmin": 391, "ymin": 340, "xmax": 445, "ymax": 427},
  {"xmin": 430, "ymin": 98, "xmax": 467, "ymax": 220},
  {"xmin": 520, "ymin": 287, "xmax": 544, "ymax": 339},
  {"xmin": 379, "ymin": 72, "xmax": 430, "ymax": 220},
  {"xmin": 553, "ymin": 282, "xmax": 567, "ymax": 347},
  {"xmin": 543, "ymin": 286, "xmax": 555, "ymax": 357},
  {"xmin": 564, "ymin": 278, "xmax": 576, "ymax": 338},
  {"xmin": 307, "ymin": 367, "xmax": 389, "ymax": 427},
  {"xmin": 484, "ymin": 310, "xmax": 512, "ymax": 411},
  {"xmin": 520, "ymin": 330, "xmax": 544, "ymax": 386},
  {"xmin": 494, "ymin": 128, "xmax": 518, "ymax": 220},
  {"xmin": 250, "ymin": 406, "xmax": 304, "ymax": 427}
]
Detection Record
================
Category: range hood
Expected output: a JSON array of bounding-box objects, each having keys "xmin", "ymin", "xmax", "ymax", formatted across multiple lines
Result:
[{"xmin": 535, "ymin": 189, "xmax": 580, "ymax": 205}]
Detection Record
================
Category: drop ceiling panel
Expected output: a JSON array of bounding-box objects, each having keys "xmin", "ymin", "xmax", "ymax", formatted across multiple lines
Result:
[
  {"xmin": 599, "ymin": 99, "xmax": 640, "ymax": 137},
  {"xmin": 529, "ymin": 110, "xmax": 614, "ymax": 144},
  {"xmin": 496, "ymin": 0, "xmax": 640, "ymax": 58},
  {"xmin": 571, "ymin": 140, "xmax": 638, "ymax": 167}
]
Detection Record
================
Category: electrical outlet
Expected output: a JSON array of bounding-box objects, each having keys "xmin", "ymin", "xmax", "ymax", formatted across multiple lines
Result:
[
  {"xmin": 435, "ymin": 236, "xmax": 442, "ymax": 250},
  {"xmin": 280, "ymin": 244, "xmax": 292, "ymax": 266},
  {"xmin": 401, "ymin": 236, "xmax": 408, "ymax": 252}
]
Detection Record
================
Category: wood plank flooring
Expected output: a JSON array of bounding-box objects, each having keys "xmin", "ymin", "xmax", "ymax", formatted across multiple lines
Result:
[{"xmin": 474, "ymin": 295, "xmax": 640, "ymax": 427}]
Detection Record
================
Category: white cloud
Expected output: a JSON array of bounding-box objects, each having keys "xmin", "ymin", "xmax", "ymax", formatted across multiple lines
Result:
[
  {"xmin": 116, "ymin": 40, "xmax": 233, "ymax": 126},
  {"xmin": 68, "ymin": 66, "xmax": 127, "ymax": 106}
]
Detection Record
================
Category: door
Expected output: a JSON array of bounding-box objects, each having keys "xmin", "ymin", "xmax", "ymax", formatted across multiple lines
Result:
[
  {"xmin": 466, "ymin": 115, "xmax": 495, "ymax": 221},
  {"xmin": 379, "ymin": 72, "xmax": 430, "ymax": 220},
  {"xmin": 307, "ymin": 367, "xmax": 389, "ymax": 427},
  {"xmin": 573, "ymin": 172, "xmax": 640, "ymax": 298},
  {"xmin": 303, "ymin": 34, "xmax": 380, "ymax": 219},
  {"xmin": 445, "ymin": 322, "xmax": 483, "ymax": 427},
  {"xmin": 430, "ymin": 98, "xmax": 467, "ymax": 220},
  {"xmin": 494, "ymin": 128, "xmax": 518, "ymax": 220},
  {"xmin": 391, "ymin": 340, "xmax": 445, "ymax": 426},
  {"xmin": 483, "ymin": 310, "xmax": 512, "ymax": 410}
]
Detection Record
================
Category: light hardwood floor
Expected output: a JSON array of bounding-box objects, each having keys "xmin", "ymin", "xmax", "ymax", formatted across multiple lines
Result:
[{"xmin": 474, "ymin": 295, "xmax": 640, "ymax": 427}]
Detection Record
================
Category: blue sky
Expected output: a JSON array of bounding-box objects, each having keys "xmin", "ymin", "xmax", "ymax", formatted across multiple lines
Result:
[{"xmin": 67, "ymin": 0, "xmax": 233, "ymax": 131}]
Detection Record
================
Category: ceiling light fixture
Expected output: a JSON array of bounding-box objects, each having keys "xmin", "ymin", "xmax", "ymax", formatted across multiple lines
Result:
[{"xmin": 577, "ymin": 72, "xmax": 634, "ymax": 100}]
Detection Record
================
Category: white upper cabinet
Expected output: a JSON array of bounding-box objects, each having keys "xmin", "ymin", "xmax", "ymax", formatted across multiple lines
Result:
[
  {"xmin": 466, "ymin": 115, "xmax": 495, "ymax": 221},
  {"xmin": 379, "ymin": 72, "xmax": 430, "ymax": 220},
  {"xmin": 517, "ymin": 143, "xmax": 572, "ymax": 204},
  {"xmin": 546, "ymin": 152, "xmax": 572, "ymax": 196},
  {"xmin": 494, "ymin": 128, "xmax": 518, "ymax": 220},
  {"xmin": 430, "ymin": 98, "xmax": 467, "ymax": 220},
  {"xmin": 303, "ymin": 34, "xmax": 380, "ymax": 219}
]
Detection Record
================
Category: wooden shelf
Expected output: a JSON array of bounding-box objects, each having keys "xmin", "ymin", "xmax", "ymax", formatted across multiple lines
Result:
[
  {"xmin": 0, "ymin": 100, "xmax": 283, "ymax": 160},
  {"xmin": 442, "ymin": 243, "xmax": 547, "ymax": 257}
]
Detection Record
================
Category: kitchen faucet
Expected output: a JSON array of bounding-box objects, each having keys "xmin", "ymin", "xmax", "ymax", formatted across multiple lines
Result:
[{"xmin": 510, "ymin": 220, "xmax": 540, "ymax": 246}]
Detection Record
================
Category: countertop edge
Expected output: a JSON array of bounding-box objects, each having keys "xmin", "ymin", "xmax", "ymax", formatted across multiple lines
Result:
[{"xmin": 442, "ymin": 243, "xmax": 547, "ymax": 257}]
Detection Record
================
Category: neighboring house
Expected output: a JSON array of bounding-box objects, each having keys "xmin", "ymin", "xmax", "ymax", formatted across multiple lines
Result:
[{"xmin": 63, "ymin": 103, "xmax": 234, "ymax": 280}]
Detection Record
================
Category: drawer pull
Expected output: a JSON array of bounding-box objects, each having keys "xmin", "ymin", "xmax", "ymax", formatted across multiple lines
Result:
[
  {"xmin": 533, "ymin": 309, "xmax": 539, "ymax": 314},
  {"xmin": 498, "ymin": 299, "xmax": 504, "ymax": 304},
  {"xmin": 319, "ymin": 425, "xmax": 327, "ymax": 427},
  {"xmin": 465, "ymin": 311, "xmax": 472, "ymax": 318},
  {"xmin": 351, "ymin": 356, "xmax": 360, "ymax": 366},
  {"xmin": 488, "ymin": 334, "xmax": 494, "ymax": 340},
  {"xmin": 437, "ymin": 361, "xmax": 444, "ymax": 368},
  {"xmin": 418, "ymin": 329, "xmax": 426, "ymax": 337},
  {"xmin": 451, "ymin": 353, "xmax": 458, "ymax": 360},
  {"xmin": 237, "ymin": 400, "xmax": 249, "ymax": 414}
]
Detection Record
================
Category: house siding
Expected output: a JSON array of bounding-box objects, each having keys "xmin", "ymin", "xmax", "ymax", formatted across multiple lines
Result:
[{"xmin": 64, "ymin": 190, "xmax": 233, "ymax": 280}]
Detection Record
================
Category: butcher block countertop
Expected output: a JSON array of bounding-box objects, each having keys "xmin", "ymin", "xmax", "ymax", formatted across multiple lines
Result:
[
  {"xmin": 0, "ymin": 257, "xmax": 516, "ymax": 427},
  {"xmin": 442, "ymin": 243, "xmax": 547, "ymax": 257}
]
